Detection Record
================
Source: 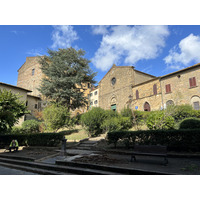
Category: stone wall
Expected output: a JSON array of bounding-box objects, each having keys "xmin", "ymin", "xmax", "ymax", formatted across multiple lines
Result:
[
  {"xmin": 160, "ymin": 65, "xmax": 200, "ymax": 109},
  {"xmin": 17, "ymin": 57, "xmax": 44, "ymax": 97},
  {"xmin": 132, "ymin": 78, "xmax": 162, "ymax": 111},
  {"xmin": 99, "ymin": 65, "xmax": 155, "ymax": 112}
]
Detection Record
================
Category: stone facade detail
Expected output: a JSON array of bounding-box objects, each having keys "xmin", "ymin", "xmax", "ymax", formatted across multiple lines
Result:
[
  {"xmin": 0, "ymin": 82, "xmax": 40, "ymax": 125},
  {"xmin": 99, "ymin": 64, "xmax": 155, "ymax": 112},
  {"xmin": 160, "ymin": 64, "xmax": 200, "ymax": 110},
  {"xmin": 131, "ymin": 64, "xmax": 200, "ymax": 111},
  {"xmin": 89, "ymin": 86, "xmax": 99, "ymax": 109},
  {"xmin": 132, "ymin": 78, "xmax": 162, "ymax": 111},
  {"xmin": 17, "ymin": 57, "xmax": 44, "ymax": 97},
  {"xmin": 17, "ymin": 56, "xmax": 91, "ymax": 115}
]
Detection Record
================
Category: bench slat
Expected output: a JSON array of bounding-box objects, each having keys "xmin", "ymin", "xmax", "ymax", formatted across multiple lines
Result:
[{"xmin": 131, "ymin": 145, "xmax": 168, "ymax": 165}]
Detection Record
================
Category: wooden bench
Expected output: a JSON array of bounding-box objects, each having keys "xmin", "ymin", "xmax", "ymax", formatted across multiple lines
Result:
[{"xmin": 130, "ymin": 145, "xmax": 168, "ymax": 165}]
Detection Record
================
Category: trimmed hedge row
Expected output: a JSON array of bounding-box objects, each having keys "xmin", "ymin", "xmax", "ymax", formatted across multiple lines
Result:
[
  {"xmin": 107, "ymin": 129, "xmax": 200, "ymax": 152},
  {"xmin": 0, "ymin": 130, "xmax": 77, "ymax": 147}
]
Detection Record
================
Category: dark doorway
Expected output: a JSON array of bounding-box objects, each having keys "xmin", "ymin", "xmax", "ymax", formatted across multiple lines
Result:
[{"xmin": 144, "ymin": 102, "xmax": 151, "ymax": 111}]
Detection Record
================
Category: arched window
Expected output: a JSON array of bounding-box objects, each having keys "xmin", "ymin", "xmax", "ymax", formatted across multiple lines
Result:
[
  {"xmin": 136, "ymin": 90, "xmax": 139, "ymax": 100},
  {"xmin": 191, "ymin": 96, "xmax": 200, "ymax": 110},
  {"xmin": 144, "ymin": 102, "xmax": 151, "ymax": 111},
  {"xmin": 166, "ymin": 100, "xmax": 174, "ymax": 107},
  {"xmin": 153, "ymin": 84, "xmax": 157, "ymax": 95}
]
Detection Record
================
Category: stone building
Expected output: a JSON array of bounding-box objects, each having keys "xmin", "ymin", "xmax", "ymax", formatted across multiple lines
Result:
[
  {"xmin": 98, "ymin": 64, "xmax": 155, "ymax": 112},
  {"xmin": 17, "ymin": 56, "xmax": 91, "ymax": 115},
  {"xmin": 160, "ymin": 63, "xmax": 200, "ymax": 110},
  {"xmin": 131, "ymin": 63, "xmax": 200, "ymax": 111},
  {"xmin": 0, "ymin": 82, "xmax": 40, "ymax": 125},
  {"xmin": 89, "ymin": 86, "xmax": 99, "ymax": 109},
  {"xmin": 132, "ymin": 78, "xmax": 162, "ymax": 111},
  {"xmin": 17, "ymin": 56, "xmax": 44, "ymax": 97}
]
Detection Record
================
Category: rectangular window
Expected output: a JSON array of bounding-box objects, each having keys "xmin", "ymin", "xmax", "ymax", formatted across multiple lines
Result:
[
  {"xmin": 90, "ymin": 101, "xmax": 93, "ymax": 105},
  {"xmin": 94, "ymin": 91, "xmax": 98, "ymax": 95},
  {"xmin": 153, "ymin": 84, "xmax": 157, "ymax": 95},
  {"xmin": 165, "ymin": 84, "xmax": 171, "ymax": 93},
  {"xmin": 35, "ymin": 104, "xmax": 38, "ymax": 109},
  {"xmin": 194, "ymin": 102, "xmax": 200, "ymax": 110},
  {"xmin": 136, "ymin": 90, "xmax": 139, "ymax": 100},
  {"xmin": 32, "ymin": 69, "xmax": 35, "ymax": 76},
  {"xmin": 94, "ymin": 100, "xmax": 98, "ymax": 104},
  {"xmin": 90, "ymin": 93, "xmax": 93, "ymax": 97},
  {"xmin": 189, "ymin": 77, "xmax": 197, "ymax": 88}
]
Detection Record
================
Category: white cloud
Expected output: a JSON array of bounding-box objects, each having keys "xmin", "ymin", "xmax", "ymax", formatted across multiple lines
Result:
[
  {"xmin": 51, "ymin": 25, "xmax": 78, "ymax": 49},
  {"xmin": 164, "ymin": 34, "xmax": 200, "ymax": 70},
  {"xmin": 26, "ymin": 48, "xmax": 44, "ymax": 56},
  {"xmin": 92, "ymin": 25, "xmax": 169, "ymax": 71},
  {"xmin": 91, "ymin": 25, "xmax": 110, "ymax": 35}
]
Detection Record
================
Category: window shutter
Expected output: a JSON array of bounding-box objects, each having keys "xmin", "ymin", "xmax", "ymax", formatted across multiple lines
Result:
[
  {"xmin": 153, "ymin": 84, "xmax": 157, "ymax": 95},
  {"xmin": 168, "ymin": 84, "xmax": 171, "ymax": 92},
  {"xmin": 189, "ymin": 78, "xmax": 193, "ymax": 88},
  {"xmin": 165, "ymin": 84, "xmax": 171, "ymax": 93},
  {"xmin": 193, "ymin": 77, "xmax": 196, "ymax": 87},
  {"xmin": 189, "ymin": 77, "xmax": 196, "ymax": 88},
  {"xmin": 136, "ymin": 90, "xmax": 139, "ymax": 99}
]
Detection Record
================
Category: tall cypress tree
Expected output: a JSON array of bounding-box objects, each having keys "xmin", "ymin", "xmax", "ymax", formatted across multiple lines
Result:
[{"xmin": 38, "ymin": 47, "xmax": 96, "ymax": 111}]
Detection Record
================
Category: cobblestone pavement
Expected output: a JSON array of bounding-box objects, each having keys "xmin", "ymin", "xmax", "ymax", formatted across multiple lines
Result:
[{"xmin": 0, "ymin": 165, "xmax": 38, "ymax": 175}]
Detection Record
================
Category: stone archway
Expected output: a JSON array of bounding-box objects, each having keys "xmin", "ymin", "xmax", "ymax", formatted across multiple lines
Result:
[
  {"xmin": 144, "ymin": 102, "xmax": 151, "ymax": 111},
  {"xmin": 191, "ymin": 95, "xmax": 200, "ymax": 110},
  {"xmin": 110, "ymin": 95, "xmax": 117, "ymax": 111}
]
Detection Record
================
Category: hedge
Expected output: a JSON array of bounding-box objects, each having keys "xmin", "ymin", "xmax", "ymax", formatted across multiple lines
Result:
[
  {"xmin": 107, "ymin": 129, "xmax": 200, "ymax": 151},
  {"xmin": 0, "ymin": 130, "xmax": 77, "ymax": 147}
]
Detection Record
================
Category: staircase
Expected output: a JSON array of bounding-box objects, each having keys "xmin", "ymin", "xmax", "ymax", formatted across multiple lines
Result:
[
  {"xmin": 75, "ymin": 139, "xmax": 99, "ymax": 150},
  {"xmin": 0, "ymin": 154, "xmax": 121, "ymax": 175}
]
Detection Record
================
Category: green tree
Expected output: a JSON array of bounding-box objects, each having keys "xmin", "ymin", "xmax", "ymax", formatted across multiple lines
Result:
[
  {"xmin": 0, "ymin": 89, "xmax": 28, "ymax": 134},
  {"xmin": 42, "ymin": 103, "xmax": 71, "ymax": 132},
  {"xmin": 38, "ymin": 47, "xmax": 96, "ymax": 110}
]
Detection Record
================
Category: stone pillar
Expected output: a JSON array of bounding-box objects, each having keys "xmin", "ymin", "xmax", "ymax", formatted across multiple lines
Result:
[{"xmin": 60, "ymin": 137, "xmax": 67, "ymax": 156}]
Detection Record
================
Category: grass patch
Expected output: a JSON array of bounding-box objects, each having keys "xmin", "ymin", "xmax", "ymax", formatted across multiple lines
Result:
[{"xmin": 64, "ymin": 128, "xmax": 88, "ymax": 141}]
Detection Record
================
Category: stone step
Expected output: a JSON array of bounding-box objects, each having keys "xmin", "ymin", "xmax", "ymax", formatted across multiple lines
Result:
[
  {"xmin": 78, "ymin": 143, "xmax": 96, "ymax": 147},
  {"xmin": 0, "ymin": 161, "xmax": 71, "ymax": 175},
  {"xmin": 0, "ymin": 157, "xmax": 120, "ymax": 175},
  {"xmin": 75, "ymin": 147, "xmax": 93, "ymax": 150},
  {"xmin": 0, "ymin": 154, "xmax": 35, "ymax": 161},
  {"xmin": 56, "ymin": 160, "xmax": 175, "ymax": 175},
  {"xmin": 81, "ymin": 141, "xmax": 98, "ymax": 144}
]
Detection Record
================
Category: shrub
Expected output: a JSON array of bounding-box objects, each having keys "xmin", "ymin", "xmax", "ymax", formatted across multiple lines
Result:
[
  {"xmin": 42, "ymin": 104, "xmax": 71, "ymax": 132},
  {"xmin": 11, "ymin": 126, "xmax": 24, "ymax": 134},
  {"xmin": 179, "ymin": 117, "xmax": 200, "ymax": 129},
  {"xmin": 146, "ymin": 111, "xmax": 175, "ymax": 130},
  {"xmin": 121, "ymin": 107, "xmax": 133, "ymax": 120},
  {"xmin": 107, "ymin": 129, "xmax": 200, "ymax": 151},
  {"xmin": 81, "ymin": 107, "xmax": 107, "ymax": 136},
  {"xmin": 0, "ymin": 130, "xmax": 77, "ymax": 147},
  {"xmin": 22, "ymin": 120, "xmax": 40, "ymax": 133},
  {"xmin": 166, "ymin": 104, "xmax": 194, "ymax": 121},
  {"xmin": 101, "ymin": 117, "xmax": 122, "ymax": 132},
  {"xmin": 132, "ymin": 110, "xmax": 151, "ymax": 127},
  {"xmin": 104, "ymin": 109, "xmax": 119, "ymax": 119}
]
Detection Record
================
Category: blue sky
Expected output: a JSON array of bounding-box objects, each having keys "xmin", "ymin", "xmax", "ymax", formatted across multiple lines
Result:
[{"xmin": 1, "ymin": 25, "xmax": 200, "ymax": 86}]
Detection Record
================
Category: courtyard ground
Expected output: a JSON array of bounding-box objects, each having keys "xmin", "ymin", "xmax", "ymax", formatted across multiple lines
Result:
[{"xmin": 1, "ymin": 142, "xmax": 200, "ymax": 175}]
